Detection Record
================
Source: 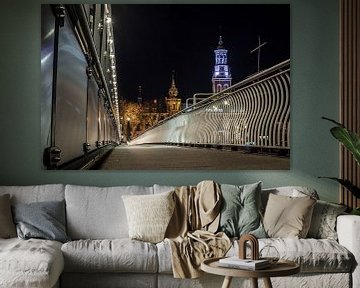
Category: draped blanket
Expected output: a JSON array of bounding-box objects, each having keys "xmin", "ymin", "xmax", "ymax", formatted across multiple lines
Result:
[{"xmin": 165, "ymin": 181, "xmax": 231, "ymax": 278}]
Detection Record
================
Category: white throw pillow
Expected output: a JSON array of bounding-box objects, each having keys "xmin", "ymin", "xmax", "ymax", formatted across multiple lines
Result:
[{"xmin": 122, "ymin": 191, "xmax": 175, "ymax": 243}]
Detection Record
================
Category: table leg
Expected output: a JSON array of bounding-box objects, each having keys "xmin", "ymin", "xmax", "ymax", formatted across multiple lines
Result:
[
  {"xmin": 251, "ymin": 278, "xmax": 258, "ymax": 288},
  {"xmin": 263, "ymin": 277, "xmax": 273, "ymax": 288},
  {"xmin": 221, "ymin": 276, "xmax": 233, "ymax": 288}
]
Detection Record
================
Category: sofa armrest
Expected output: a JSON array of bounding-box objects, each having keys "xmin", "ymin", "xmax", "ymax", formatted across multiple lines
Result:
[{"xmin": 337, "ymin": 215, "xmax": 360, "ymax": 288}]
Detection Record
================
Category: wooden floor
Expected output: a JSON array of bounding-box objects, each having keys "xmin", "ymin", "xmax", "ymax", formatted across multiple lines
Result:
[{"xmin": 94, "ymin": 144, "xmax": 290, "ymax": 170}]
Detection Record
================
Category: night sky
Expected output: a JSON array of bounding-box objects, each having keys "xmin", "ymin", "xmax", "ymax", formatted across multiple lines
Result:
[{"xmin": 111, "ymin": 4, "xmax": 290, "ymax": 103}]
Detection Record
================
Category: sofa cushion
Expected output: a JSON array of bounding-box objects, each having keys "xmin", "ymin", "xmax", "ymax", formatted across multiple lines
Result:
[
  {"xmin": 307, "ymin": 200, "xmax": 347, "ymax": 240},
  {"xmin": 122, "ymin": 191, "xmax": 175, "ymax": 243},
  {"xmin": 218, "ymin": 182, "xmax": 266, "ymax": 238},
  {"xmin": 257, "ymin": 238, "xmax": 354, "ymax": 273},
  {"xmin": 153, "ymin": 184, "xmax": 176, "ymax": 194},
  {"xmin": 263, "ymin": 193, "xmax": 316, "ymax": 238},
  {"xmin": 0, "ymin": 238, "xmax": 64, "ymax": 288},
  {"xmin": 12, "ymin": 200, "xmax": 70, "ymax": 243},
  {"xmin": 0, "ymin": 194, "xmax": 16, "ymax": 238},
  {"xmin": 261, "ymin": 186, "xmax": 319, "ymax": 212},
  {"xmin": 226, "ymin": 237, "xmax": 353, "ymax": 273},
  {"xmin": 61, "ymin": 239, "xmax": 158, "ymax": 273},
  {"xmin": 0, "ymin": 184, "xmax": 65, "ymax": 204},
  {"xmin": 158, "ymin": 237, "xmax": 353, "ymax": 274},
  {"xmin": 65, "ymin": 185, "xmax": 153, "ymax": 239}
]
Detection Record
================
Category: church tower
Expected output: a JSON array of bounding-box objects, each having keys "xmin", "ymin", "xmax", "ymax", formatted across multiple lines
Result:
[
  {"xmin": 212, "ymin": 36, "xmax": 232, "ymax": 93},
  {"xmin": 137, "ymin": 85, "xmax": 143, "ymax": 104},
  {"xmin": 165, "ymin": 72, "xmax": 181, "ymax": 116}
]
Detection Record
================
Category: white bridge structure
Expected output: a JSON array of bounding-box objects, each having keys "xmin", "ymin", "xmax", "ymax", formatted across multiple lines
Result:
[{"xmin": 130, "ymin": 59, "xmax": 290, "ymax": 153}]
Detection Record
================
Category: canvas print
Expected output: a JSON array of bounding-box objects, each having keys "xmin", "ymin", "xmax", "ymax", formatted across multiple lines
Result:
[{"xmin": 41, "ymin": 4, "xmax": 290, "ymax": 170}]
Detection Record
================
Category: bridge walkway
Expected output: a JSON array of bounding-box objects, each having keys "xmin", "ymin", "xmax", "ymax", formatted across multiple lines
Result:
[{"xmin": 94, "ymin": 144, "xmax": 290, "ymax": 170}]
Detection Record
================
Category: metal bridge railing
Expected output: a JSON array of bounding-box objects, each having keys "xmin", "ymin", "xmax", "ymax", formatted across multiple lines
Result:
[{"xmin": 130, "ymin": 59, "xmax": 290, "ymax": 151}]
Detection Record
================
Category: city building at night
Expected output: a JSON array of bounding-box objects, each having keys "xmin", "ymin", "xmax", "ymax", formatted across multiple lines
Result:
[
  {"xmin": 211, "ymin": 36, "xmax": 232, "ymax": 93},
  {"xmin": 122, "ymin": 73, "xmax": 182, "ymax": 140},
  {"xmin": 165, "ymin": 72, "xmax": 182, "ymax": 116}
]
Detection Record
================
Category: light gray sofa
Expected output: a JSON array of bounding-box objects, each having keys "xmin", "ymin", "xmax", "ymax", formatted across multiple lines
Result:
[{"xmin": 0, "ymin": 183, "xmax": 359, "ymax": 288}]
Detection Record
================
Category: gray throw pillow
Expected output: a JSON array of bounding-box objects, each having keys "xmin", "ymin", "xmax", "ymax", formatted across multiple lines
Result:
[
  {"xmin": 218, "ymin": 182, "xmax": 266, "ymax": 238},
  {"xmin": 12, "ymin": 200, "xmax": 70, "ymax": 243},
  {"xmin": 307, "ymin": 200, "xmax": 347, "ymax": 240}
]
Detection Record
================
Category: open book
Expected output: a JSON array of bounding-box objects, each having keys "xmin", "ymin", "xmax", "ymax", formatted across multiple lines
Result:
[{"xmin": 218, "ymin": 257, "xmax": 271, "ymax": 270}]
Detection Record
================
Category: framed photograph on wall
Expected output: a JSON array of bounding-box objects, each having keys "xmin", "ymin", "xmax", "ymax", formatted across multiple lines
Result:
[{"xmin": 41, "ymin": 4, "xmax": 290, "ymax": 170}]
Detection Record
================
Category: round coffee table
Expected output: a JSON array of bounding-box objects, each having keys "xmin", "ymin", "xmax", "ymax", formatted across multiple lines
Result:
[{"xmin": 201, "ymin": 257, "xmax": 300, "ymax": 288}]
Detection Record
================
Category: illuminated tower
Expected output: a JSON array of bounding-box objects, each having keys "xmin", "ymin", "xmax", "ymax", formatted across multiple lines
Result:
[
  {"xmin": 137, "ymin": 85, "xmax": 143, "ymax": 104},
  {"xmin": 212, "ymin": 36, "xmax": 232, "ymax": 93},
  {"xmin": 165, "ymin": 72, "xmax": 181, "ymax": 116}
]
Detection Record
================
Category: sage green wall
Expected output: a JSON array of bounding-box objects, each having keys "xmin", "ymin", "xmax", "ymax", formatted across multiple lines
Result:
[{"xmin": 0, "ymin": 0, "xmax": 340, "ymax": 203}]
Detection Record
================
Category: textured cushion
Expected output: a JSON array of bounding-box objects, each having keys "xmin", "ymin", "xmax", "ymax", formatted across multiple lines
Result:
[
  {"xmin": 257, "ymin": 238, "xmax": 353, "ymax": 273},
  {"xmin": 122, "ymin": 191, "xmax": 175, "ymax": 243},
  {"xmin": 263, "ymin": 193, "xmax": 316, "ymax": 238},
  {"xmin": 65, "ymin": 184, "xmax": 153, "ymax": 239},
  {"xmin": 158, "ymin": 237, "xmax": 353, "ymax": 274},
  {"xmin": 218, "ymin": 182, "xmax": 266, "ymax": 238},
  {"xmin": 0, "ymin": 184, "xmax": 65, "ymax": 204},
  {"xmin": 0, "ymin": 194, "xmax": 16, "ymax": 238},
  {"xmin": 12, "ymin": 200, "xmax": 70, "ymax": 243},
  {"xmin": 0, "ymin": 238, "xmax": 64, "ymax": 288},
  {"xmin": 308, "ymin": 200, "xmax": 347, "ymax": 240},
  {"xmin": 61, "ymin": 239, "xmax": 158, "ymax": 273}
]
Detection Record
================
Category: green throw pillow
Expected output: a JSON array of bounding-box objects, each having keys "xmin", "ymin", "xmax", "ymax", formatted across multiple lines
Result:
[{"xmin": 218, "ymin": 182, "xmax": 266, "ymax": 238}]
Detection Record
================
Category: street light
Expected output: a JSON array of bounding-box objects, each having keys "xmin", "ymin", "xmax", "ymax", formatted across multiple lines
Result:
[{"xmin": 126, "ymin": 117, "xmax": 131, "ymax": 141}]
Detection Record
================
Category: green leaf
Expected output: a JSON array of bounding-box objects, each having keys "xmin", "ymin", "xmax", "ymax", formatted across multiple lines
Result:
[
  {"xmin": 330, "ymin": 126, "xmax": 360, "ymax": 165},
  {"xmin": 319, "ymin": 177, "xmax": 360, "ymax": 198},
  {"xmin": 351, "ymin": 208, "xmax": 360, "ymax": 215},
  {"xmin": 322, "ymin": 117, "xmax": 360, "ymax": 165}
]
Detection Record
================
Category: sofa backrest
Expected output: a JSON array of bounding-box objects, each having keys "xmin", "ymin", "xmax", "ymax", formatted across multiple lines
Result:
[
  {"xmin": 65, "ymin": 184, "xmax": 154, "ymax": 239},
  {"xmin": 0, "ymin": 184, "xmax": 65, "ymax": 204},
  {"xmin": 261, "ymin": 186, "xmax": 319, "ymax": 212},
  {"xmin": 153, "ymin": 184, "xmax": 176, "ymax": 194}
]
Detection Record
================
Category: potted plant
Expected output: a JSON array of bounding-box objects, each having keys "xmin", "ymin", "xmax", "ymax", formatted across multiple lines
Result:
[{"xmin": 320, "ymin": 117, "xmax": 360, "ymax": 215}]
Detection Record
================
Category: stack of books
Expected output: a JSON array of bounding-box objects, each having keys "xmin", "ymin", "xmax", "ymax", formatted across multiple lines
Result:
[{"xmin": 218, "ymin": 256, "xmax": 271, "ymax": 270}]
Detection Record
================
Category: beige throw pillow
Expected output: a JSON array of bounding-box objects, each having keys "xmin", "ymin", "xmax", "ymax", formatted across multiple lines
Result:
[
  {"xmin": 0, "ymin": 194, "xmax": 17, "ymax": 238},
  {"xmin": 263, "ymin": 193, "xmax": 316, "ymax": 238},
  {"xmin": 122, "ymin": 191, "xmax": 175, "ymax": 243}
]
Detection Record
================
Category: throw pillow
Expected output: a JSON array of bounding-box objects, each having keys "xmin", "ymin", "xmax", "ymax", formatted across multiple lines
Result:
[
  {"xmin": 0, "ymin": 194, "xmax": 16, "ymax": 238},
  {"xmin": 307, "ymin": 200, "xmax": 347, "ymax": 240},
  {"xmin": 218, "ymin": 182, "xmax": 267, "ymax": 238},
  {"xmin": 122, "ymin": 190, "xmax": 175, "ymax": 243},
  {"xmin": 12, "ymin": 200, "xmax": 70, "ymax": 243},
  {"xmin": 263, "ymin": 193, "xmax": 316, "ymax": 238}
]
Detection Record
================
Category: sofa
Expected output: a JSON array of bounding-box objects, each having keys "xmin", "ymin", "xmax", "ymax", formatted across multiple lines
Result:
[{"xmin": 0, "ymin": 182, "xmax": 359, "ymax": 288}]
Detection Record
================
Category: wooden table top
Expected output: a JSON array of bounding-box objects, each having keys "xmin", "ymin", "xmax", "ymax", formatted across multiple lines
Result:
[{"xmin": 201, "ymin": 257, "xmax": 300, "ymax": 278}]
